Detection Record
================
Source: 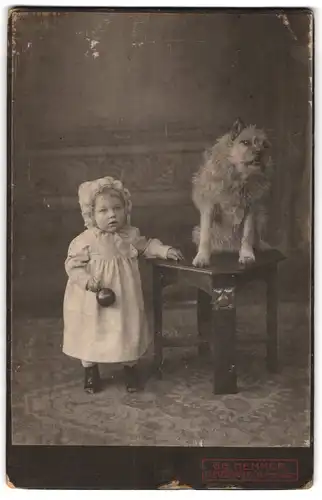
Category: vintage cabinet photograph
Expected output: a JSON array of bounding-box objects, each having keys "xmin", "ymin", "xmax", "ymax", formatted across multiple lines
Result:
[{"xmin": 7, "ymin": 8, "xmax": 313, "ymax": 489}]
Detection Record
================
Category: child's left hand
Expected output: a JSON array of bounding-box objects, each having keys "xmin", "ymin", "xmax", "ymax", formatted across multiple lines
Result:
[{"xmin": 167, "ymin": 248, "xmax": 184, "ymax": 261}]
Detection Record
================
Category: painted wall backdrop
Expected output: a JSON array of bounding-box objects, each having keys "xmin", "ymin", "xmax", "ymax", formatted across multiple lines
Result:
[{"xmin": 11, "ymin": 11, "xmax": 312, "ymax": 314}]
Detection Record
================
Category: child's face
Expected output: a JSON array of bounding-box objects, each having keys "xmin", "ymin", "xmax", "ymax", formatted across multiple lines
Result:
[{"xmin": 94, "ymin": 192, "xmax": 126, "ymax": 232}]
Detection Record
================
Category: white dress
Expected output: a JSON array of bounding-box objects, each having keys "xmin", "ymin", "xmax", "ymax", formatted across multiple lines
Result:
[{"xmin": 63, "ymin": 226, "xmax": 170, "ymax": 363}]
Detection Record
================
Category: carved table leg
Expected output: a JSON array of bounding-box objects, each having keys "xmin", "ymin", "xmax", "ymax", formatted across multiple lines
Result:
[
  {"xmin": 197, "ymin": 289, "xmax": 211, "ymax": 356},
  {"xmin": 153, "ymin": 266, "xmax": 163, "ymax": 379},
  {"xmin": 211, "ymin": 284, "xmax": 238, "ymax": 394},
  {"xmin": 266, "ymin": 264, "xmax": 278, "ymax": 372}
]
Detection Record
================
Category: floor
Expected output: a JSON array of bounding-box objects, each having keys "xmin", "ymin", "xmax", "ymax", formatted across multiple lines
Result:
[{"xmin": 11, "ymin": 294, "xmax": 311, "ymax": 447}]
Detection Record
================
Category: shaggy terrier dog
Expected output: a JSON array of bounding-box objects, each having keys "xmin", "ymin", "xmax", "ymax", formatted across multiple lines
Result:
[{"xmin": 192, "ymin": 118, "xmax": 273, "ymax": 267}]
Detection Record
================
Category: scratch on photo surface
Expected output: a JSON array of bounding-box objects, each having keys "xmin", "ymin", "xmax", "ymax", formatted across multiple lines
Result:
[{"xmin": 277, "ymin": 12, "xmax": 298, "ymax": 40}]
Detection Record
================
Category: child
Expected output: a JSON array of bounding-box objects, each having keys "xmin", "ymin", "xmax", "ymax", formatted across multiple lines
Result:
[{"xmin": 63, "ymin": 176, "xmax": 183, "ymax": 394}]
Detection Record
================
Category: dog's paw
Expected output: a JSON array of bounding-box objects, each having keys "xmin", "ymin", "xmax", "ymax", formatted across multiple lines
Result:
[
  {"xmin": 239, "ymin": 246, "xmax": 255, "ymax": 265},
  {"xmin": 192, "ymin": 251, "xmax": 210, "ymax": 267}
]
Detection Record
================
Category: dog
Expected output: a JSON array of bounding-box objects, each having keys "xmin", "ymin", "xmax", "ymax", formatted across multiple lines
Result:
[{"xmin": 192, "ymin": 118, "xmax": 273, "ymax": 267}]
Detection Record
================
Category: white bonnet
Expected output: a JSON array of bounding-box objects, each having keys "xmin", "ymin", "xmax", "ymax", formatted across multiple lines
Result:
[{"xmin": 78, "ymin": 176, "xmax": 132, "ymax": 228}]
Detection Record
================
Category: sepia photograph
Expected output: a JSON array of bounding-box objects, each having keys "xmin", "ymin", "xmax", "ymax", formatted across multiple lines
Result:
[{"xmin": 8, "ymin": 7, "xmax": 313, "ymax": 488}]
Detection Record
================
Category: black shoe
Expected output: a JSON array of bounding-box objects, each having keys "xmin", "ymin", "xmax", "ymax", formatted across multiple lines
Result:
[
  {"xmin": 84, "ymin": 365, "xmax": 101, "ymax": 394},
  {"xmin": 124, "ymin": 365, "xmax": 141, "ymax": 393}
]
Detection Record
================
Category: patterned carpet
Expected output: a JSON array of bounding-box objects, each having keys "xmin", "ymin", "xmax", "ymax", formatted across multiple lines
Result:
[{"xmin": 11, "ymin": 300, "xmax": 311, "ymax": 447}]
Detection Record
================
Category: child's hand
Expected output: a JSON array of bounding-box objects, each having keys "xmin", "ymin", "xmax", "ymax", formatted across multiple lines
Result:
[
  {"xmin": 167, "ymin": 248, "xmax": 184, "ymax": 261},
  {"xmin": 86, "ymin": 277, "xmax": 101, "ymax": 293}
]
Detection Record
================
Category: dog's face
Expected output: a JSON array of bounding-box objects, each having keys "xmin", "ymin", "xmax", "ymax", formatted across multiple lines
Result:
[{"xmin": 228, "ymin": 119, "xmax": 270, "ymax": 176}]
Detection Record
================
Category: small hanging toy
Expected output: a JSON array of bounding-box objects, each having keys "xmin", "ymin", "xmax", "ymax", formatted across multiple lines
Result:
[{"xmin": 96, "ymin": 288, "xmax": 116, "ymax": 307}]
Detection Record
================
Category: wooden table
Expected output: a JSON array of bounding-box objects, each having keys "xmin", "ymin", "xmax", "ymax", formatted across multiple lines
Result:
[{"xmin": 151, "ymin": 249, "xmax": 285, "ymax": 395}]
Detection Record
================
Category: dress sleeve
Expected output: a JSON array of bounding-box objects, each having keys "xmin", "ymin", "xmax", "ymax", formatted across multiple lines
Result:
[
  {"xmin": 65, "ymin": 234, "xmax": 91, "ymax": 289},
  {"xmin": 130, "ymin": 227, "xmax": 171, "ymax": 260}
]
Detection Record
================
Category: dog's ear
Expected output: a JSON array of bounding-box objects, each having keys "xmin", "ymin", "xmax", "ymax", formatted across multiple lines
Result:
[{"xmin": 230, "ymin": 118, "xmax": 246, "ymax": 140}]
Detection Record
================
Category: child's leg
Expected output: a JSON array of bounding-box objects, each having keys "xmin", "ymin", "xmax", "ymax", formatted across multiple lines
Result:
[
  {"xmin": 82, "ymin": 360, "xmax": 101, "ymax": 394},
  {"xmin": 123, "ymin": 361, "xmax": 136, "ymax": 368},
  {"xmin": 123, "ymin": 361, "xmax": 141, "ymax": 393},
  {"xmin": 81, "ymin": 360, "xmax": 97, "ymax": 368}
]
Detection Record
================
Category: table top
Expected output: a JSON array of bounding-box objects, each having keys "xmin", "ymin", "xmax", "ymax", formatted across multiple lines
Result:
[{"xmin": 152, "ymin": 249, "xmax": 285, "ymax": 276}]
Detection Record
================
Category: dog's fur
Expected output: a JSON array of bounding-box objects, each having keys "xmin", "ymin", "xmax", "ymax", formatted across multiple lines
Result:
[{"xmin": 192, "ymin": 118, "xmax": 273, "ymax": 267}]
